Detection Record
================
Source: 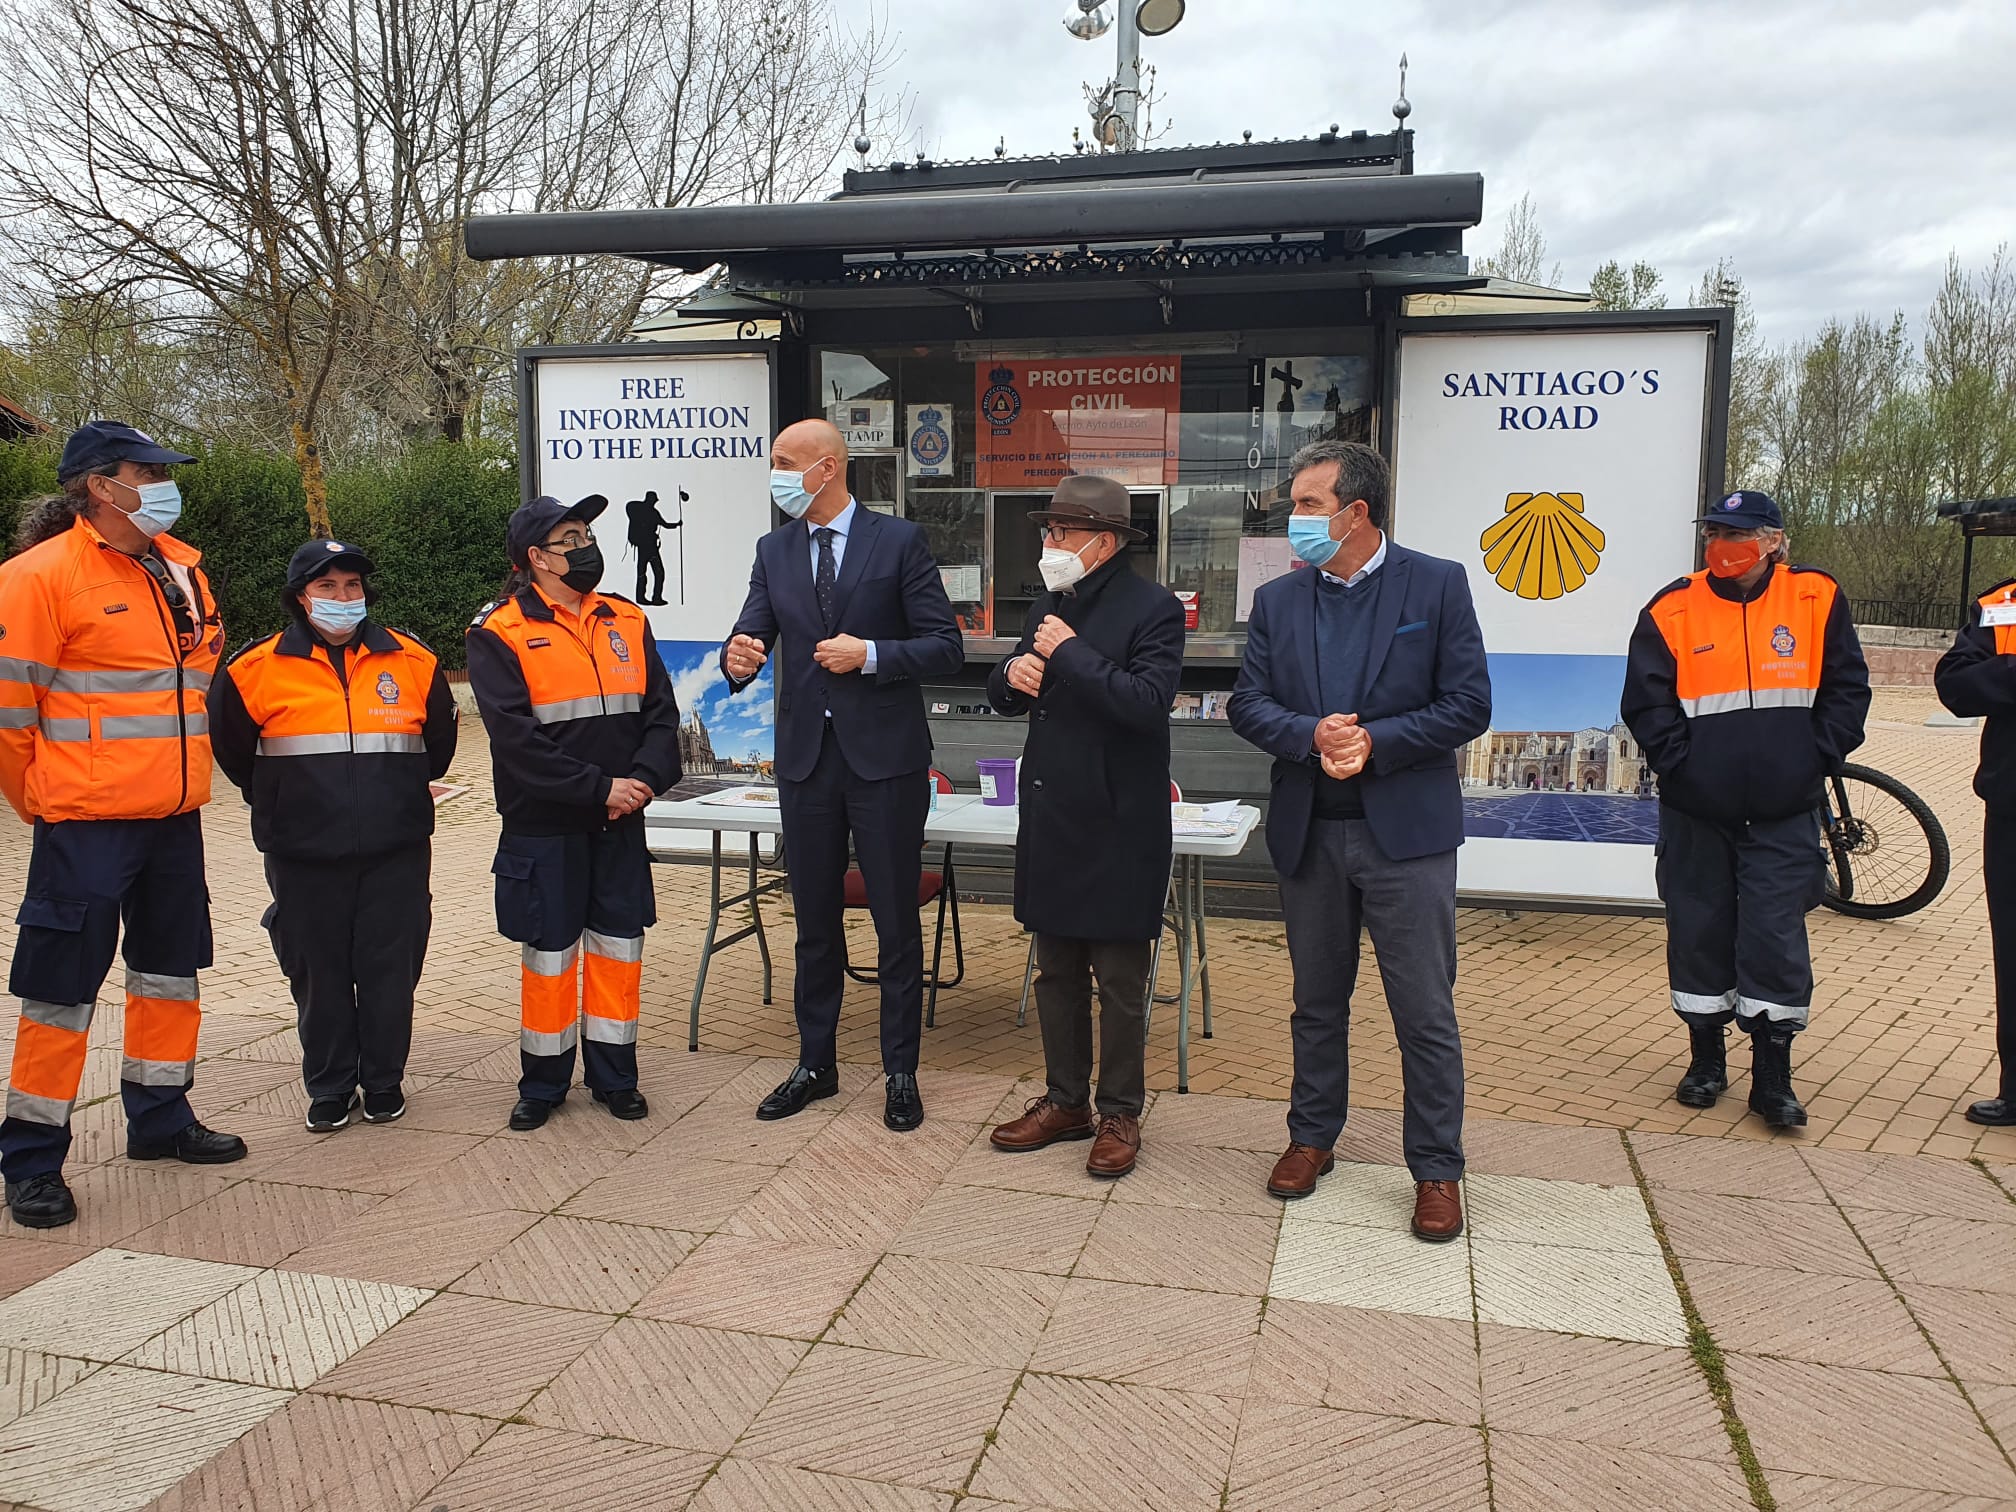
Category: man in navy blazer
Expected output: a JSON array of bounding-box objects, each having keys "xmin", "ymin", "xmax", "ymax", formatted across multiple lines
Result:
[
  {"xmin": 1229, "ymin": 439, "xmax": 1491, "ymax": 1241},
  {"xmin": 721, "ymin": 419, "xmax": 963, "ymax": 1132}
]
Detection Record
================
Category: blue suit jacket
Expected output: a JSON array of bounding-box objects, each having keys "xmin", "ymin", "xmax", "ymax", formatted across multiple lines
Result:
[
  {"xmin": 721, "ymin": 508, "xmax": 964, "ymax": 783},
  {"xmin": 1228, "ymin": 542, "xmax": 1492, "ymax": 875}
]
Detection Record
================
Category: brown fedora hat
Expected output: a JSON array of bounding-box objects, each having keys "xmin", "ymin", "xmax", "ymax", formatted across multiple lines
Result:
[{"xmin": 1026, "ymin": 474, "xmax": 1146, "ymax": 541}]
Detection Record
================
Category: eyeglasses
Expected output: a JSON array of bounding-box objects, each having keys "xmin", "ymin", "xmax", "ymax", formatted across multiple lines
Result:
[
  {"xmin": 135, "ymin": 552, "xmax": 188, "ymax": 611},
  {"xmin": 1038, "ymin": 525, "xmax": 1081, "ymax": 545},
  {"xmin": 540, "ymin": 534, "xmax": 592, "ymax": 553}
]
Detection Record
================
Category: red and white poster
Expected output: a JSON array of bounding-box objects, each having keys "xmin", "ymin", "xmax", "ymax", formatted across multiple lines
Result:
[{"xmin": 974, "ymin": 358, "xmax": 1181, "ymax": 488}]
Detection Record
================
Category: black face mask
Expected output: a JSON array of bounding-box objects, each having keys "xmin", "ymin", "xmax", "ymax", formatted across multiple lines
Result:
[{"xmin": 544, "ymin": 542, "xmax": 604, "ymax": 593}]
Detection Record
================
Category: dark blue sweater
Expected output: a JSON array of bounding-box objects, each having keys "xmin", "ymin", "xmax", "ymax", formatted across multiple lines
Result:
[{"xmin": 1312, "ymin": 567, "xmax": 1383, "ymax": 818}]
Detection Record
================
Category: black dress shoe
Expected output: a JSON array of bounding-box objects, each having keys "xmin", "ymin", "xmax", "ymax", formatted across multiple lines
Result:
[
  {"xmin": 6, "ymin": 1173, "xmax": 76, "ymax": 1229},
  {"xmin": 509, "ymin": 1097, "xmax": 556, "ymax": 1131},
  {"xmin": 593, "ymin": 1088, "xmax": 649, "ymax": 1120},
  {"xmin": 127, "ymin": 1121, "xmax": 248, "ymax": 1165},
  {"xmin": 756, "ymin": 1065, "xmax": 838, "ymax": 1121},
  {"xmin": 885, "ymin": 1072, "xmax": 924, "ymax": 1133},
  {"xmin": 1966, "ymin": 1097, "xmax": 2016, "ymax": 1127}
]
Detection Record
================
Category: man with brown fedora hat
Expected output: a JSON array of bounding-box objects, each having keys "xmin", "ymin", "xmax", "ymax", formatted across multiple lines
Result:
[{"xmin": 986, "ymin": 475, "xmax": 1186, "ymax": 1178}]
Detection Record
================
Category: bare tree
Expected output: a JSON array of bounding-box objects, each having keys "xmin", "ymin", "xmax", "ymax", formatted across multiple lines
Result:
[{"xmin": 1475, "ymin": 193, "xmax": 1562, "ymax": 287}]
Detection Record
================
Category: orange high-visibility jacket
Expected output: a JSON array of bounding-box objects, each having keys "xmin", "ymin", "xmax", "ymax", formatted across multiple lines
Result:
[
  {"xmin": 208, "ymin": 619, "xmax": 459, "ymax": 860},
  {"xmin": 1934, "ymin": 577, "xmax": 2016, "ymax": 806},
  {"xmin": 0, "ymin": 517, "xmax": 224, "ymax": 823},
  {"xmin": 1621, "ymin": 563, "xmax": 1870, "ymax": 822},
  {"xmin": 465, "ymin": 586, "xmax": 681, "ymax": 835}
]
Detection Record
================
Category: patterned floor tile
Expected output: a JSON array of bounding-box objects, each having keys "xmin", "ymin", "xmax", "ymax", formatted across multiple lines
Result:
[
  {"xmin": 1073, "ymin": 1201, "xmax": 1280, "ymax": 1296},
  {"xmin": 310, "ymin": 1292, "xmax": 612, "ymax": 1416},
  {"xmin": 942, "ymin": 1142, "xmax": 1120, "ymax": 1200},
  {"xmin": 1143, "ymin": 1092, "xmax": 1290, "ymax": 1152},
  {"xmin": 525, "ymin": 1317, "xmax": 804, "ymax": 1450},
  {"xmin": 1726, "ymin": 1355, "xmax": 2016, "ymax": 1497},
  {"xmin": 1477, "ymin": 1323, "xmax": 1726, "ymax": 1457},
  {"xmin": 404, "ymin": 1030, "xmax": 512, "ymax": 1079},
  {"xmin": 1628, "ymin": 1132, "xmax": 1831, "ymax": 1203},
  {"xmin": 3, "ymin": 1165, "xmax": 233, "ymax": 1250},
  {"xmin": 1847, "ymin": 1209, "xmax": 2016, "ymax": 1295},
  {"xmin": 1246, "ymin": 1300, "xmax": 1481, "ymax": 1424},
  {"xmin": 1766, "ymin": 1472, "xmax": 2016, "ymax": 1510},
  {"xmin": 1895, "ymin": 1284, "xmax": 2016, "ymax": 1386},
  {"xmin": 398, "ymin": 1139, "xmax": 630, "ymax": 1214},
  {"xmin": 1969, "ymin": 1380, "xmax": 2016, "ymax": 1448},
  {"xmin": 0, "ymin": 1349, "xmax": 96, "ymax": 1430},
  {"xmin": 975, "ymin": 1372, "xmax": 1241, "ymax": 1512},
  {"xmin": 1471, "ymin": 1238, "xmax": 1686, "ymax": 1344},
  {"xmin": 561, "ymin": 1155, "xmax": 776, "ymax": 1231},
  {"xmin": 722, "ymin": 1165, "xmax": 939, "ymax": 1250},
  {"xmin": 126, "ymin": 1266, "xmax": 428, "ymax": 1389},
  {"xmin": 795, "ymin": 1116, "xmax": 978, "ymax": 1183},
  {"xmin": 147, "ymin": 1390, "xmax": 494, "ymax": 1512},
  {"xmin": 0, "ymin": 1239, "xmax": 84, "ymax": 1301},
  {"xmin": 0, "ymin": 1247, "xmax": 258, "ymax": 1360},
  {"xmin": 1464, "ymin": 1172, "xmax": 1659, "ymax": 1254},
  {"xmin": 0, "ymin": 1365, "xmax": 289, "ymax": 1512},
  {"xmin": 889, "ymin": 1185, "xmax": 1104, "ymax": 1274},
  {"xmin": 282, "ymin": 1199, "xmax": 539, "ymax": 1288},
  {"xmin": 419, "ymin": 1423, "xmax": 713, "ymax": 1512},
  {"xmin": 737, "ymin": 1343, "xmax": 1017, "ymax": 1491},
  {"xmin": 255, "ymin": 1126, "xmax": 486, "ymax": 1195},
  {"xmin": 452, "ymin": 1213, "xmax": 699, "ymax": 1314},
  {"xmin": 653, "ymin": 1097, "xmax": 843, "ymax": 1166},
  {"xmin": 1225, "ymin": 1399, "xmax": 1488, "ymax": 1511},
  {"xmin": 1268, "ymin": 1218, "xmax": 1473, "ymax": 1322},
  {"xmin": 631, "ymin": 1233, "xmax": 877, "ymax": 1339},
  {"xmin": 1487, "ymin": 1432, "xmax": 1751, "ymax": 1512},
  {"xmin": 1685, "ymin": 1260, "xmax": 1942, "ymax": 1375},
  {"xmin": 121, "ymin": 1178, "xmax": 384, "ymax": 1268},
  {"xmin": 1802, "ymin": 1148, "xmax": 2016, "ymax": 1225},
  {"xmin": 1276, "ymin": 1160, "xmax": 1419, "ymax": 1231},
  {"xmin": 690, "ymin": 1456, "xmax": 955, "ymax": 1511},
  {"xmin": 380, "ymin": 1076, "xmax": 518, "ymax": 1136},
  {"xmin": 1462, "ymin": 1119, "xmax": 1635, "ymax": 1185},
  {"xmin": 830, "ymin": 1254, "xmax": 1063, "ymax": 1368},
  {"xmin": 1106, "ymin": 1144, "xmax": 1282, "ymax": 1217},
  {"xmin": 1030, "ymin": 1277, "xmax": 1262, "ymax": 1395},
  {"xmin": 1650, "ymin": 1190, "xmax": 1879, "ymax": 1278}
]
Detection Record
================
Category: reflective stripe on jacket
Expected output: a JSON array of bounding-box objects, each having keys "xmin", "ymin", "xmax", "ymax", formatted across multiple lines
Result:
[
  {"xmin": 0, "ymin": 517, "xmax": 223, "ymax": 823},
  {"xmin": 208, "ymin": 619, "xmax": 459, "ymax": 860},
  {"xmin": 465, "ymin": 586, "xmax": 682, "ymax": 835},
  {"xmin": 1621, "ymin": 563, "xmax": 1871, "ymax": 823},
  {"xmin": 1934, "ymin": 577, "xmax": 2016, "ymax": 808}
]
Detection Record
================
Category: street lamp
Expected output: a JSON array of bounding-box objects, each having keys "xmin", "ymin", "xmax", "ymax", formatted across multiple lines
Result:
[{"xmin": 1063, "ymin": 0, "xmax": 1185, "ymax": 151}]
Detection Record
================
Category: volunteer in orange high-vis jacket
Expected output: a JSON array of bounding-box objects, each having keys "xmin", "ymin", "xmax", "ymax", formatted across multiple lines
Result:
[
  {"xmin": 466, "ymin": 494, "xmax": 681, "ymax": 1132},
  {"xmin": 0, "ymin": 421, "xmax": 247, "ymax": 1231},
  {"xmin": 1622, "ymin": 489, "xmax": 1870, "ymax": 1130},
  {"xmin": 1935, "ymin": 575, "xmax": 2016, "ymax": 1126},
  {"xmin": 209, "ymin": 540, "xmax": 458, "ymax": 1135}
]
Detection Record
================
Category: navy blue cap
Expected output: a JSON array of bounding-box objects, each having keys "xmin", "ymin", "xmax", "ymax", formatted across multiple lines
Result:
[
  {"xmin": 1698, "ymin": 489, "xmax": 1783, "ymax": 531},
  {"xmin": 56, "ymin": 420, "xmax": 196, "ymax": 482},
  {"xmin": 286, "ymin": 538, "xmax": 375, "ymax": 591},
  {"xmin": 507, "ymin": 493, "xmax": 607, "ymax": 567}
]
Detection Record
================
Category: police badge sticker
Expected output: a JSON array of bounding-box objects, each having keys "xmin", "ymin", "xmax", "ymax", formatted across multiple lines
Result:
[
  {"xmin": 377, "ymin": 671, "xmax": 402, "ymax": 703},
  {"xmin": 1771, "ymin": 624, "xmax": 1796, "ymax": 657},
  {"xmin": 608, "ymin": 628, "xmax": 631, "ymax": 663}
]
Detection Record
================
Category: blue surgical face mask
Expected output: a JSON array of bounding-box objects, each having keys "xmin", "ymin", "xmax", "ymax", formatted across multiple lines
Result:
[
  {"xmin": 769, "ymin": 467, "xmax": 815, "ymax": 519},
  {"xmin": 120, "ymin": 479, "xmax": 183, "ymax": 538},
  {"xmin": 306, "ymin": 596, "xmax": 368, "ymax": 635},
  {"xmin": 1287, "ymin": 513, "xmax": 1344, "ymax": 569}
]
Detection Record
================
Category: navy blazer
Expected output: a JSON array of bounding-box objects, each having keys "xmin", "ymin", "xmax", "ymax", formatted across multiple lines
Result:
[
  {"xmin": 721, "ymin": 507, "xmax": 964, "ymax": 784},
  {"xmin": 1228, "ymin": 541, "xmax": 1492, "ymax": 875}
]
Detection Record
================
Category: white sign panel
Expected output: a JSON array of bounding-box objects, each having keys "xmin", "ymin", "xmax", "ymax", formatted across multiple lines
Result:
[
  {"xmin": 1391, "ymin": 324, "xmax": 1715, "ymax": 906},
  {"xmin": 828, "ymin": 398, "xmax": 894, "ymax": 450}
]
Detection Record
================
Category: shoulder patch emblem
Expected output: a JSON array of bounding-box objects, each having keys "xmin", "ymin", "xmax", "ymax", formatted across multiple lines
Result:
[
  {"xmin": 1771, "ymin": 624, "xmax": 1796, "ymax": 657},
  {"xmin": 376, "ymin": 671, "xmax": 401, "ymax": 704},
  {"xmin": 607, "ymin": 627, "xmax": 631, "ymax": 663}
]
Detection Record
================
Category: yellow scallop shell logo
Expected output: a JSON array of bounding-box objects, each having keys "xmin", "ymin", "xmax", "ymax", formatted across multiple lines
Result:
[{"xmin": 1479, "ymin": 491, "xmax": 1606, "ymax": 601}]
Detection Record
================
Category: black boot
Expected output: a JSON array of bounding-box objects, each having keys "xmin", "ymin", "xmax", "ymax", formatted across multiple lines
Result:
[
  {"xmin": 1675, "ymin": 1022, "xmax": 1729, "ymax": 1108},
  {"xmin": 1747, "ymin": 1028, "xmax": 1808, "ymax": 1128}
]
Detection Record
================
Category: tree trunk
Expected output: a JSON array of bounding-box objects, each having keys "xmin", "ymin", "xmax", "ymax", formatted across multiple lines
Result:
[{"xmin": 290, "ymin": 418, "xmax": 333, "ymax": 538}]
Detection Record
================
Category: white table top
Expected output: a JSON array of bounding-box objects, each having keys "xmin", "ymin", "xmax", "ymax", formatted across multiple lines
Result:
[{"xmin": 646, "ymin": 787, "xmax": 1258, "ymax": 859}]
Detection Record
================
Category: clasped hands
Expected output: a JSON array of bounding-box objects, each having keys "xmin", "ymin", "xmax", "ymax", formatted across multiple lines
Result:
[
  {"xmin": 727, "ymin": 631, "xmax": 867, "ymax": 679},
  {"xmin": 1315, "ymin": 712, "xmax": 1372, "ymax": 780},
  {"xmin": 1007, "ymin": 616, "xmax": 1075, "ymax": 698},
  {"xmin": 606, "ymin": 776, "xmax": 654, "ymax": 822}
]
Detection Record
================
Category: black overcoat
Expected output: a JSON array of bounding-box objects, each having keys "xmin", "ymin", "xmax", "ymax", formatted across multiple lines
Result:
[{"xmin": 986, "ymin": 556, "xmax": 1186, "ymax": 940}]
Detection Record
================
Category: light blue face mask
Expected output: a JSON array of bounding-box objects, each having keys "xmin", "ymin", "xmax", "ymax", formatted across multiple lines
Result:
[
  {"xmin": 122, "ymin": 479, "xmax": 183, "ymax": 538},
  {"xmin": 306, "ymin": 596, "xmax": 368, "ymax": 635},
  {"xmin": 769, "ymin": 467, "xmax": 815, "ymax": 519},
  {"xmin": 1287, "ymin": 513, "xmax": 1343, "ymax": 569}
]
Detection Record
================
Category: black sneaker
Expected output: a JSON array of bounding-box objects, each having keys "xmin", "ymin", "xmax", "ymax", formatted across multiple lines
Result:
[
  {"xmin": 361, "ymin": 1089, "xmax": 406, "ymax": 1124},
  {"xmin": 5, "ymin": 1172, "xmax": 76, "ymax": 1229},
  {"xmin": 306, "ymin": 1095, "xmax": 358, "ymax": 1133}
]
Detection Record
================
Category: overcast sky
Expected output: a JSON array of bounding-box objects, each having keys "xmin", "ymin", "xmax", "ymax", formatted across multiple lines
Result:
[{"xmin": 835, "ymin": 0, "xmax": 2015, "ymax": 348}]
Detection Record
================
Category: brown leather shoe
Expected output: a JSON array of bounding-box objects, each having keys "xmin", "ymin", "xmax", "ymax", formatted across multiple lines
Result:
[
  {"xmin": 1412, "ymin": 1179, "xmax": 1464, "ymax": 1242},
  {"xmin": 990, "ymin": 1096, "xmax": 1096, "ymax": 1152},
  {"xmin": 1086, "ymin": 1113, "xmax": 1140, "ymax": 1178},
  {"xmin": 1266, "ymin": 1142, "xmax": 1335, "ymax": 1199}
]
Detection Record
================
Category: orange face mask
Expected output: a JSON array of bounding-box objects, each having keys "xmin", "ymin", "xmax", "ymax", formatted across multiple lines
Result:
[{"xmin": 1705, "ymin": 537, "xmax": 1766, "ymax": 578}]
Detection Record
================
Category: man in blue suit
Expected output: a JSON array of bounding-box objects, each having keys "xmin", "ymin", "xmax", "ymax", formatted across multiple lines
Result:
[
  {"xmin": 1229, "ymin": 439, "xmax": 1491, "ymax": 1241},
  {"xmin": 721, "ymin": 419, "xmax": 964, "ymax": 1131}
]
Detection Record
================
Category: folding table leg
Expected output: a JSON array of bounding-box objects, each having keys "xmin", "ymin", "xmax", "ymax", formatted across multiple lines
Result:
[
  {"xmin": 689, "ymin": 830, "xmax": 727, "ymax": 1051},
  {"xmin": 747, "ymin": 833, "xmax": 772, "ymax": 1005}
]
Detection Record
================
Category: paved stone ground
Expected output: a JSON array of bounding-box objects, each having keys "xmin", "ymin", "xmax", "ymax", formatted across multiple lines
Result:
[{"xmin": 0, "ymin": 684, "xmax": 2010, "ymax": 1509}]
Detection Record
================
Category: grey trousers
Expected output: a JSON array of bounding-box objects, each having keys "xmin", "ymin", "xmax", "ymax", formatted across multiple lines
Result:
[
  {"xmin": 1032, "ymin": 934, "xmax": 1150, "ymax": 1119},
  {"xmin": 1278, "ymin": 818, "xmax": 1465, "ymax": 1180}
]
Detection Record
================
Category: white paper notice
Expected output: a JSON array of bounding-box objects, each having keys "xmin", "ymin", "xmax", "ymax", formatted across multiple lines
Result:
[
  {"xmin": 940, "ymin": 565, "xmax": 983, "ymax": 602},
  {"xmin": 1237, "ymin": 536, "xmax": 1299, "ymax": 621}
]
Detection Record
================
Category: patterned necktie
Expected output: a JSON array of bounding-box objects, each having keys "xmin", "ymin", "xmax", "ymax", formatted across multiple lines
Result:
[{"xmin": 814, "ymin": 527, "xmax": 837, "ymax": 630}]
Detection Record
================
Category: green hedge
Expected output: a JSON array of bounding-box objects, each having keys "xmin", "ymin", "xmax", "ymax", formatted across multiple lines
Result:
[{"xmin": 0, "ymin": 437, "xmax": 519, "ymax": 668}]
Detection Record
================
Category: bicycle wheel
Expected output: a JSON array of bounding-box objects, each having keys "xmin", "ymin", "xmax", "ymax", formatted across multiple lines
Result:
[{"xmin": 1818, "ymin": 763, "xmax": 1951, "ymax": 920}]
